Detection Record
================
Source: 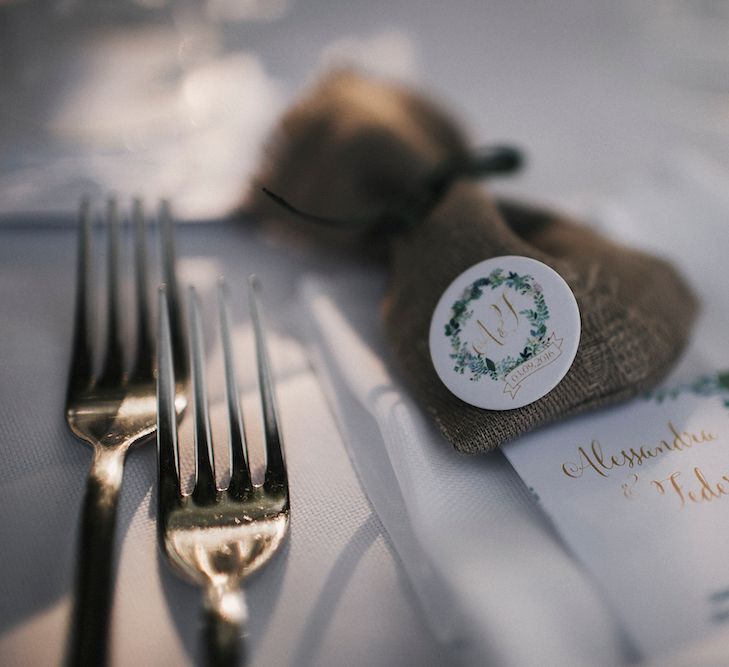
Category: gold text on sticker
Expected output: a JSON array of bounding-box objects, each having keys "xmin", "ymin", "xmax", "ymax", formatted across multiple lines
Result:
[{"xmin": 472, "ymin": 292, "xmax": 520, "ymax": 354}]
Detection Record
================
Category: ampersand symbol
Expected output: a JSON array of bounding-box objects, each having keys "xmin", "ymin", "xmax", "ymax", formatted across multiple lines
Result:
[{"xmin": 622, "ymin": 473, "xmax": 639, "ymax": 499}]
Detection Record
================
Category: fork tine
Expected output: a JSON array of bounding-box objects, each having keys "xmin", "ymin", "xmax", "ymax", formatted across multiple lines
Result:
[
  {"xmin": 157, "ymin": 286, "xmax": 182, "ymax": 510},
  {"xmin": 218, "ymin": 279, "xmax": 253, "ymax": 499},
  {"xmin": 248, "ymin": 276, "xmax": 288, "ymax": 495},
  {"xmin": 98, "ymin": 197, "xmax": 124, "ymax": 385},
  {"xmin": 189, "ymin": 287, "xmax": 217, "ymax": 504},
  {"xmin": 131, "ymin": 198, "xmax": 153, "ymax": 380},
  {"xmin": 160, "ymin": 200, "xmax": 187, "ymax": 382},
  {"xmin": 68, "ymin": 197, "xmax": 94, "ymax": 394}
]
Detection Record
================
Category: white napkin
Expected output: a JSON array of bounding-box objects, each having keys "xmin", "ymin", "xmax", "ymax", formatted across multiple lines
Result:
[
  {"xmin": 298, "ymin": 271, "xmax": 628, "ymax": 666},
  {"xmin": 297, "ymin": 152, "xmax": 729, "ymax": 666}
]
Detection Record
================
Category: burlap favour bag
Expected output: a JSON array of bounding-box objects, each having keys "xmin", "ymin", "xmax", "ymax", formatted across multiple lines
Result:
[{"xmin": 247, "ymin": 71, "xmax": 698, "ymax": 454}]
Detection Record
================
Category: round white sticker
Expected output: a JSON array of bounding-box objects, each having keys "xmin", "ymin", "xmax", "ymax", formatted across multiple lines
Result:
[{"xmin": 429, "ymin": 256, "xmax": 580, "ymax": 410}]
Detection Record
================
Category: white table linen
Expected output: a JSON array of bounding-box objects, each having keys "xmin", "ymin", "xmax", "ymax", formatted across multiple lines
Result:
[
  {"xmin": 299, "ymin": 272, "xmax": 628, "ymax": 666},
  {"xmin": 2, "ymin": 153, "xmax": 729, "ymax": 665},
  {"xmin": 2, "ymin": 1, "xmax": 729, "ymax": 663},
  {"xmin": 296, "ymin": 153, "xmax": 729, "ymax": 666},
  {"xmin": 0, "ymin": 221, "xmax": 450, "ymax": 667}
]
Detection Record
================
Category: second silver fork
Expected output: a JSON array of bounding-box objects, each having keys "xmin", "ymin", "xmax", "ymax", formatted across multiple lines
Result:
[{"xmin": 157, "ymin": 278, "xmax": 290, "ymax": 667}]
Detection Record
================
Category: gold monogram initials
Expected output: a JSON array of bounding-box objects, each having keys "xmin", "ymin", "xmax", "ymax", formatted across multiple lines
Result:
[{"xmin": 472, "ymin": 292, "xmax": 520, "ymax": 355}]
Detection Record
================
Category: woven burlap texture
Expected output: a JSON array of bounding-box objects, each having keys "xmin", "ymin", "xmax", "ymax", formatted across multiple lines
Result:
[
  {"xmin": 248, "ymin": 70, "xmax": 698, "ymax": 453},
  {"xmin": 385, "ymin": 187, "xmax": 697, "ymax": 452}
]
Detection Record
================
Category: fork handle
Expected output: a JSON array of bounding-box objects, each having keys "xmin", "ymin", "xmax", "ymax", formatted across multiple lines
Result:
[
  {"xmin": 203, "ymin": 583, "xmax": 248, "ymax": 666},
  {"xmin": 67, "ymin": 445, "xmax": 128, "ymax": 667}
]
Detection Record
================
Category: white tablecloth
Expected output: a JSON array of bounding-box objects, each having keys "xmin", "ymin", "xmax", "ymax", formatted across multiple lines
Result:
[
  {"xmin": 3, "ymin": 149, "xmax": 729, "ymax": 666},
  {"xmin": 2, "ymin": 2, "xmax": 729, "ymax": 664},
  {"xmin": 0, "ymin": 220, "xmax": 452, "ymax": 666}
]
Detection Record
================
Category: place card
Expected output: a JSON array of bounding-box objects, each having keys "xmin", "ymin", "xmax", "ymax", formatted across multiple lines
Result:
[{"xmin": 503, "ymin": 373, "xmax": 729, "ymax": 658}]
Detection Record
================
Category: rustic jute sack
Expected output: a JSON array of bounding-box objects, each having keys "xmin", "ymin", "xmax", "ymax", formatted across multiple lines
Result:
[{"xmin": 248, "ymin": 71, "xmax": 698, "ymax": 454}]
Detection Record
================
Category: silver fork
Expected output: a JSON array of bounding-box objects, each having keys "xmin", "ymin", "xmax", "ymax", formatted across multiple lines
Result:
[
  {"xmin": 156, "ymin": 278, "xmax": 290, "ymax": 667},
  {"xmin": 65, "ymin": 197, "xmax": 187, "ymax": 667}
]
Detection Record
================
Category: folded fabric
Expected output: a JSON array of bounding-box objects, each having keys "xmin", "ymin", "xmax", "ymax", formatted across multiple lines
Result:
[
  {"xmin": 298, "ymin": 270, "xmax": 629, "ymax": 667},
  {"xmin": 249, "ymin": 71, "xmax": 698, "ymax": 453},
  {"xmin": 296, "ymin": 155, "xmax": 729, "ymax": 666}
]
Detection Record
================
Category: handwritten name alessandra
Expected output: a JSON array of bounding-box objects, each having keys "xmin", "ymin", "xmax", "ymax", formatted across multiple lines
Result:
[{"xmin": 561, "ymin": 421, "xmax": 718, "ymax": 479}]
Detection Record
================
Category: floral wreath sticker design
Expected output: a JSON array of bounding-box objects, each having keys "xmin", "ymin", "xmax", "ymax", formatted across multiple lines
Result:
[
  {"xmin": 444, "ymin": 267, "xmax": 564, "ymax": 399},
  {"xmin": 430, "ymin": 255, "xmax": 580, "ymax": 410}
]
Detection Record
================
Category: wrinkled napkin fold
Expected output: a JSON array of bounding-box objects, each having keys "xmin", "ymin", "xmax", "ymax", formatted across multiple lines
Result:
[
  {"xmin": 296, "ymin": 153, "xmax": 729, "ymax": 666},
  {"xmin": 298, "ymin": 270, "xmax": 628, "ymax": 666}
]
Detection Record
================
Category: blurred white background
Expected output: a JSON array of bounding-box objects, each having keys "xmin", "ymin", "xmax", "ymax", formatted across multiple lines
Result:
[{"xmin": 1, "ymin": 0, "xmax": 728, "ymax": 219}]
